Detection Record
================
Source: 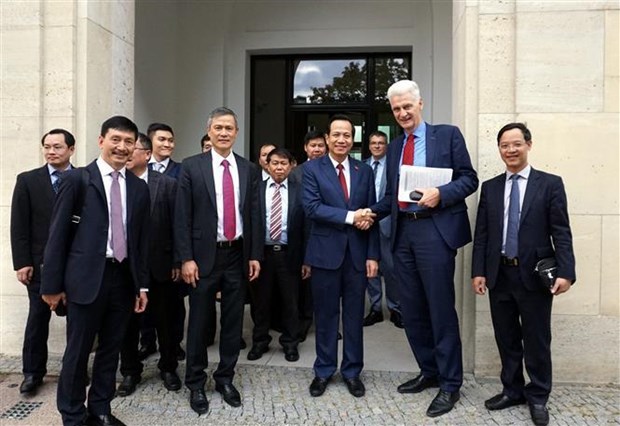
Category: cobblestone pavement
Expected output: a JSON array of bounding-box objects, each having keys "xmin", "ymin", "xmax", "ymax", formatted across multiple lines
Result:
[{"xmin": 1, "ymin": 354, "xmax": 618, "ymax": 425}]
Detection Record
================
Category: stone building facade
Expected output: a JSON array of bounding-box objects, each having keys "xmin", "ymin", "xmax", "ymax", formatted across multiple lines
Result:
[{"xmin": 1, "ymin": 0, "xmax": 618, "ymax": 383}]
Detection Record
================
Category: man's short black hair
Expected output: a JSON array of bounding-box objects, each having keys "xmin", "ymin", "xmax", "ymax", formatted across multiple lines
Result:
[
  {"xmin": 327, "ymin": 114, "xmax": 356, "ymax": 138},
  {"xmin": 266, "ymin": 147, "xmax": 295, "ymax": 164},
  {"xmin": 303, "ymin": 130, "xmax": 325, "ymax": 146},
  {"xmin": 137, "ymin": 132, "xmax": 152, "ymax": 151},
  {"xmin": 497, "ymin": 122, "xmax": 532, "ymax": 144},
  {"xmin": 41, "ymin": 129, "xmax": 76, "ymax": 148},
  {"xmin": 100, "ymin": 116, "xmax": 138, "ymax": 140},
  {"xmin": 147, "ymin": 122, "xmax": 174, "ymax": 138}
]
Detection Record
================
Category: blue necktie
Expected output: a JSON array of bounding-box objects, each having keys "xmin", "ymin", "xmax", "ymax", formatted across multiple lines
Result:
[
  {"xmin": 52, "ymin": 170, "xmax": 63, "ymax": 194},
  {"xmin": 505, "ymin": 174, "xmax": 520, "ymax": 258}
]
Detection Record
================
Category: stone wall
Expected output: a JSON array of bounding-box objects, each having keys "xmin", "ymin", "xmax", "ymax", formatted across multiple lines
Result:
[{"xmin": 454, "ymin": 0, "xmax": 620, "ymax": 384}]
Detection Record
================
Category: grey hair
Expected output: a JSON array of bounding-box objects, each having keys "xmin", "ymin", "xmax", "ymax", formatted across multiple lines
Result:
[
  {"xmin": 387, "ymin": 80, "xmax": 421, "ymax": 102},
  {"xmin": 207, "ymin": 107, "xmax": 239, "ymax": 130}
]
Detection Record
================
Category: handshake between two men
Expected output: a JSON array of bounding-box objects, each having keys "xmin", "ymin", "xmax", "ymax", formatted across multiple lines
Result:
[{"xmin": 353, "ymin": 208, "xmax": 376, "ymax": 231}]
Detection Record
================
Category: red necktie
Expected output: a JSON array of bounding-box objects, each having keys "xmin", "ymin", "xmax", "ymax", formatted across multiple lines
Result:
[
  {"xmin": 398, "ymin": 134, "xmax": 415, "ymax": 210},
  {"xmin": 337, "ymin": 164, "xmax": 349, "ymax": 202},
  {"xmin": 222, "ymin": 159, "xmax": 236, "ymax": 240}
]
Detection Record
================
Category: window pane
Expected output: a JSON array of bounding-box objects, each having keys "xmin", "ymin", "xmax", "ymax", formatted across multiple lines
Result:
[
  {"xmin": 374, "ymin": 57, "xmax": 410, "ymax": 102},
  {"xmin": 293, "ymin": 59, "xmax": 367, "ymax": 104}
]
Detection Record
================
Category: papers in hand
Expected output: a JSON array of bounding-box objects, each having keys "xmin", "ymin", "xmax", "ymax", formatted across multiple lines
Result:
[{"xmin": 398, "ymin": 166, "xmax": 453, "ymax": 202}]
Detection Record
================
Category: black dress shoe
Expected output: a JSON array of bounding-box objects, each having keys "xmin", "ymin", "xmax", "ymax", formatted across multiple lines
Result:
[
  {"xmin": 426, "ymin": 390, "xmax": 460, "ymax": 417},
  {"xmin": 529, "ymin": 403, "xmax": 549, "ymax": 426},
  {"xmin": 85, "ymin": 413, "xmax": 126, "ymax": 426},
  {"xmin": 397, "ymin": 374, "xmax": 439, "ymax": 394},
  {"xmin": 176, "ymin": 345, "xmax": 186, "ymax": 361},
  {"xmin": 284, "ymin": 347, "xmax": 300, "ymax": 362},
  {"xmin": 343, "ymin": 377, "xmax": 365, "ymax": 397},
  {"xmin": 309, "ymin": 376, "xmax": 330, "ymax": 397},
  {"xmin": 160, "ymin": 371, "xmax": 181, "ymax": 391},
  {"xmin": 189, "ymin": 389, "xmax": 209, "ymax": 415},
  {"xmin": 116, "ymin": 375, "xmax": 141, "ymax": 397},
  {"xmin": 19, "ymin": 376, "xmax": 43, "ymax": 395},
  {"xmin": 247, "ymin": 345, "xmax": 269, "ymax": 361},
  {"xmin": 363, "ymin": 310, "xmax": 384, "ymax": 327},
  {"xmin": 389, "ymin": 310, "xmax": 404, "ymax": 329},
  {"xmin": 240, "ymin": 338, "xmax": 247, "ymax": 350},
  {"xmin": 485, "ymin": 393, "xmax": 526, "ymax": 410},
  {"xmin": 215, "ymin": 383, "xmax": 242, "ymax": 407},
  {"xmin": 137, "ymin": 344, "xmax": 157, "ymax": 361}
]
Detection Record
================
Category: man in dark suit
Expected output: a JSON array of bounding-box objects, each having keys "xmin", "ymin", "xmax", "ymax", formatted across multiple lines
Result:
[
  {"xmin": 140, "ymin": 122, "xmax": 185, "ymax": 361},
  {"xmin": 175, "ymin": 107, "xmax": 262, "ymax": 414},
  {"xmin": 147, "ymin": 122, "xmax": 181, "ymax": 179},
  {"xmin": 117, "ymin": 133, "xmax": 181, "ymax": 397},
  {"xmin": 303, "ymin": 114, "xmax": 379, "ymax": 398},
  {"xmin": 363, "ymin": 130, "xmax": 402, "ymax": 329},
  {"xmin": 471, "ymin": 123, "xmax": 576, "ymax": 426},
  {"xmin": 290, "ymin": 130, "xmax": 327, "ymax": 340},
  {"xmin": 10, "ymin": 128, "xmax": 75, "ymax": 396},
  {"xmin": 248, "ymin": 147, "xmax": 305, "ymax": 362},
  {"xmin": 371, "ymin": 80, "xmax": 478, "ymax": 417},
  {"xmin": 41, "ymin": 116, "xmax": 150, "ymax": 426}
]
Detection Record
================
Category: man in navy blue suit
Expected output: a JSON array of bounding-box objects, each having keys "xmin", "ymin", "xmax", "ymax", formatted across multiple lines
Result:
[
  {"xmin": 472, "ymin": 123, "xmax": 575, "ymax": 426},
  {"xmin": 371, "ymin": 80, "xmax": 478, "ymax": 417},
  {"xmin": 41, "ymin": 116, "xmax": 150, "ymax": 426},
  {"xmin": 303, "ymin": 114, "xmax": 379, "ymax": 398}
]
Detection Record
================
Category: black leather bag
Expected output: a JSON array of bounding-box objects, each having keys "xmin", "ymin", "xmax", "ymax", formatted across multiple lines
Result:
[{"xmin": 534, "ymin": 257, "xmax": 558, "ymax": 289}]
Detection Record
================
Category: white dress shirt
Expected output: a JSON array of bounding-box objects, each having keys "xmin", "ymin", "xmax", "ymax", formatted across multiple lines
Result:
[
  {"xmin": 149, "ymin": 156, "xmax": 170, "ymax": 173},
  {"xmin": 502, "ymin": 164, "xmax": 530, "ymax": 254},
  {"xmin": 211, "ymin": 150, "xmax": 243, "ymax": 241},
  {"xmin": 265, "ymin": 177, "xmax": 289, "ymax": 244},
  {"xmin": 328, "ymin": 154, "xmax": 356, "ymax": 225},
  {"xmin": 96, "ymin": 157, "xmax": 128, "ymax": 259}
]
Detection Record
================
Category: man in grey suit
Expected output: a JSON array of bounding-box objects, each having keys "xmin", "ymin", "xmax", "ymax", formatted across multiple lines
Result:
[
  {"xmin": 175, "ymin": 107, "xmax": 263, "ymax": 414},
  {"xmin": 363, "ymin": 131, "xmax": 402, "ymax": 329}
]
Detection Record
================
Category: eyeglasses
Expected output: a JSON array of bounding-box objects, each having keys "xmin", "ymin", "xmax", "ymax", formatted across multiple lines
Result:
[{"xmin": 134, "ymin": 148, "xmax": 150, "ymax": 151}]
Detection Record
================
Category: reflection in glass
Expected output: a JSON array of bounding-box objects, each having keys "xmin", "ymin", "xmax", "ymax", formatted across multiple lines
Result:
[
  {"xmin": 374, "ymin": 57, "xmax": 409, "ymax": 102},
  {"xmin": 293, "ymin": 59, "xmax": 367, "ymax": 104}
]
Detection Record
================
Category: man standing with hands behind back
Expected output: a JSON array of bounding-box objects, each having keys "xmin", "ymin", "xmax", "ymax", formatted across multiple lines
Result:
[
  {"xmin": 41, "ymin": 116, "xmax": 150, "ymax": 426},
  {"xmin": 371, "ymin": 80, "xmax": 478, "ymax": 418},
  {"xmin": 471, "ymin": 123, "xmax": 575, "ymax": 426},
  {"xmin": 303, "ymin": 114, "xmax": 379, "ymax": 399},
  {"xmin": 175, "ymin": 107, "xmax": 262, "ymax": 414}
]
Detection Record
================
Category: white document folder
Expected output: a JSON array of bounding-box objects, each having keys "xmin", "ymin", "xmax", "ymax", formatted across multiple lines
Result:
[{"xmin": 398, "ymin": 166, "xmax": 453, "ymax": 202}]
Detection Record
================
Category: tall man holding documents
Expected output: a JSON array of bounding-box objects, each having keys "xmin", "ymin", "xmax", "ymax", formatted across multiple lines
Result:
[{"xmin": 371, "ymin": 80, "xmax": 478, "ymax": 418}]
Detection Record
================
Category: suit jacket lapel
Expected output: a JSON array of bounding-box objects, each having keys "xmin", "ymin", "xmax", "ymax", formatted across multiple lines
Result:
[
  {"xmin": 349, "ymin": 157, "xmax": 360, "ymax": 206},
  {"xmin": 320, "ymin": 156, "xmax": 347, "ymax": 207},
  {"xmin": 260, "ymin": 179, "xmax": 267, "ymax": 227},
  {"xmin": 199, "ymin": 152, "xmax": 217, "ymax": 206},
  {"xmin": 425, "ymin": 123, "xmax": 437, "ymax": 167},
  {"xmin": 87, "ymin": 161, "xmax": 106, "ymax": 208},
  {"xmin": 126, "ymin": 172, "xmax": 135, "ymax": 229},
  {"xmin": 148, "ymin": 170, "xmax": 161, "ymax": 212},
  {"xmin": 235, "ymin": 154, "xmax": 248, "ymax": 211},
  {"xmin": 36, "ymin": 165, "xmax": 55, "ymax": 205},
  {"xmin": 288, "ymin": 178, "xmax": 298, "ymax": 220},
  {"xmin": 492, "ymin": 175, "xmax": 506, "ymax": 235},
  {"xmin": 520, "ymin": 168, "xmax": 540, "ymax": 224}
]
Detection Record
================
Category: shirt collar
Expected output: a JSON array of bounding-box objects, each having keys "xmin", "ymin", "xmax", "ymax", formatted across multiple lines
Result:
[
  {"xmin": 268, "ymin": 177, "xmax": 288, "ymax": 188},
  {"xmin": 328, "ymin": 154, "xmax": 350, "ymax": 171},
  {"xmin": 149, "ymin": 156, "xmax": 170, "ymax": 169},
  {"xmin": 47, "ymin": 163, "xmax": 71, "ymax": 175},
  {"xmin": 211, "ymin": 149, "xmax": 236, "ymax": 168},
  {"xmin": 506, "ymin": 164, "xmax": 531, "ymax": 181},
  {"xmin": 97, "ymin": 156, "xmax": 126, "ymax": 178},
  {"xmin": 404, "ymin": 121, "xmax": 426, "ymax": 140}
]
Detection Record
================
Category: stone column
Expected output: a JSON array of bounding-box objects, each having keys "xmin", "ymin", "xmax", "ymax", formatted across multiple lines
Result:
[{"xmin": 0, "ymin": 0, "xmax": 135, "ymax": 355}]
